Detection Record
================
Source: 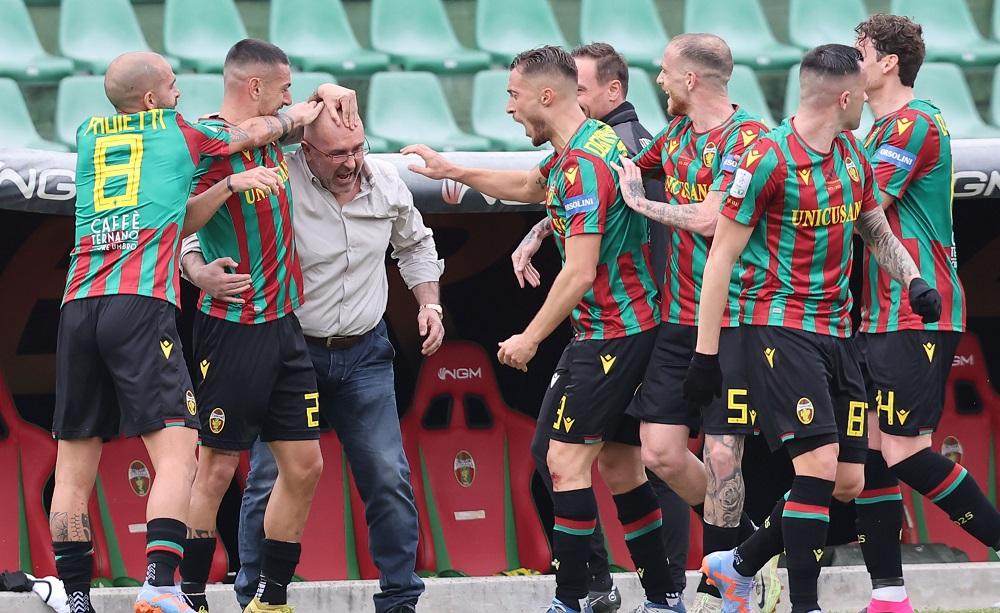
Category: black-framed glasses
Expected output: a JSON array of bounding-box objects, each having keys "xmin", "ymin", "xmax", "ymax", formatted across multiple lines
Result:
[{"xmin": 301, "ymin": 138, "xmax": 369, "ymax": 163}]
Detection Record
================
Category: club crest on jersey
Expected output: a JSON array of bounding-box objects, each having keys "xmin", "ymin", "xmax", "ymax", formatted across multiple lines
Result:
[
  {"xmin": 796, "ymin": 397, "xmax": 815, "ymax": 425},
  {"xmin": 845, "ymin": 157, "xmax": 859, "ymax": 183},
  {"xmin": 702, "ymin": 142, "xmax": 717, "ymax": 167},
  {"xmin": 209, "ymin": 408, "xmax": 226, "ymax": 434}
]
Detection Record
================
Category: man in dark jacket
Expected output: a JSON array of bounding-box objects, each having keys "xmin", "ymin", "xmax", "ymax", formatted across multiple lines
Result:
[{"xmin": 511, "ymin": 42, "xmax": 686, "ymax": 613}]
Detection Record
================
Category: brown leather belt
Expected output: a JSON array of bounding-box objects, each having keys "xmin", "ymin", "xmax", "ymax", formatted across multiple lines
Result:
[{"xmin": 304, "ymin": 334, "xmax": 364, "ymax": 350}]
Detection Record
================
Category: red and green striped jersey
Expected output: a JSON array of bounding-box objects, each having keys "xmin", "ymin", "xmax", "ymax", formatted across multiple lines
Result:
[
  {"xmin": 537, "ymin": 118, "xmax": 659, "ymax": 340},
  {"xmin": 722, "ymin": 119, "xmax": 879, "ymax": 338},
  {"xmin": 859, "ymin": 99, "xmax": 965, "ymax": 333},
  {"xmin": 64, "ymin": 109, "xmax": 232, "ymax": 307},
  {"xmin": 192, "ymin": 117, "xmax": 303, "ymax": 325},
  {"xmin": 633, "ymin": 106, "xmax": 768, "ymax": 327}
]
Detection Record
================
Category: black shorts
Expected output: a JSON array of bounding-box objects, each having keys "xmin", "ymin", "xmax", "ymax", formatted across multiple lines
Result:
[
  {"xmin": 540, "ymin": 328, "xmax": 657, "ymax": 446},
  {"xmin": 857, "ymin": 330, "xmax": 961, "ymax": 437},
  {"xmin": 193, "ymin": 311, "xmax": 320, "ymax": 450},
  {"xmin": 54, "ymin": 295, "xmax": 199, "ymax": 440},
  {"xmin": 742, "ymin": 326, "xmax": 868, "ymax": 463}
]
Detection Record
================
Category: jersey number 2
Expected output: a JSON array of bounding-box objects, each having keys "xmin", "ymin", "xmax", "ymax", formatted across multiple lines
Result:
[{"xmin": 93, "ymin": 133, "xmax": 144, "ymax": 211}]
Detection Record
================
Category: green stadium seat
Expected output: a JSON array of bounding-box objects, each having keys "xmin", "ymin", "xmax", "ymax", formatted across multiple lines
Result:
[
  {"xmin": 475, "ymin": 0, "xmax": 569, "ymax": 66},
  {"xmin": 270, "ymin": 0, "xmax": 389, "ymax": 76},
  {"xmin": 367, "ymin": 72, "xmax": 490, "ymax": 152},
  {"xmin": 366, "ymin": 135, "xmax": 391, "ymax": 153},
  {"xmin": 59, "ymin": 0, "xmax": 179, "ymax": 74},
  {"xmin": 370, "ymin": 0, "xmax": 490, "ymax": 73},
  {"xmin": 684, "ymin": 0, "xmax": 801, "ymax": 69},
  {"xmin": 728, "ymin": 65, "xmax": 777, "ymax": 128},
  {"xmin": 788, "ymin": 0, "xmax": 867, "ymax": 49},
  {"xmin": 0, "ymin": 0, "xmax": 73, "ymax": 82},
  {"xmin": 164, "ymin": 0, "xmax": 248, "ymax": 73},
  {"xmin": 175, "ymin": 74, "xmax": 224, "ymax": 122},
  {"xmin": 0, "ymin": 78, "xmax": 67, "ymax": 151},
  {"xmin": 579, "ymin": 0, "xmax": 668, "ymax": 72},
  {"xmin": 289, "ymin": 72, "xmax": 336, "ymax": 104},
  {"xmin": 783, "ymin": 63, "xmax": 876, "ymax": 139},
  {"xmin": 55, "ymin": 76, "xmax": 116, "ymax": 150},
  {"xmin": 913, "ymin": 62, "xmax": 1000, "ymax": 138},
  {"xmin": 990, "ymin": 64, "xmax": 1000, "ymax": 126},
  {"xmin": 892, "ymin": 0, "xmax": 1000, "ymax": 66},
  {"xmin": 471, "ymin": 70, "xmax": 539, "ymax": 151},
  {"xmin": 627, "ymin": 67, "xmax": 668, "ymax": 136}
]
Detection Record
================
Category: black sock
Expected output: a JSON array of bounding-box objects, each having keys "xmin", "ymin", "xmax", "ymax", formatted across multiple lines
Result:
[
  {"xmin": 552, "ymin": 488, "xmax": 597, "ymax": 610},
  {"xmin": 145, "ymin": 518, "xmax": 186, "ymax": 587},
  {"xmin": 856, "ymin": 450, "xmax": 904, "ymax": 587},
  {"xmin": 587, "ymin": 520, "xmax": 613, "ymax": 592},
  {"xmin": 781, "ymin": 476, "xmax": 834, "ymax": 613},
  {"xmin": 737, "ymin": 511, "xmax": 756, "ymax": 541},
  {"xmin": 180, "ymin": 536, "xmax": 216, "ymax": 610},
  {"xmin": 734, "ymin": 498, "xmax": 785, "ymax": 577},
  {"xmin": 613, "ymin": 483, "xmax": 679, "ymax": 605},
  {"xmin": 892, "ymin": 448, "xmax": 1000, "ymax": 549},
  {"xmin": 256, "ymin": 539, "xmax": 301, "ymax": 605},
  {"xmin": 698, "ymin": 522, "xmax": 743, "ymax": 597},
  {"xmin": 54, "ymin": 541, "xmax": 94, "ymax": 613}
]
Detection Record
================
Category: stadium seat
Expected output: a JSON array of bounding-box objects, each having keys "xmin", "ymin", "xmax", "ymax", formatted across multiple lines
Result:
[
  {"xmin": 728, "ymin": 65, "xmax": 777, "ymax": 128},
  {"xmin": 579, "ymin": 0, "xmax": 668, "ymax": 72},
  {"xmin": 900, "ymin": 332, "xmax": 1000, "ymax": 562},
  {"xmin": 787, "ymin": 0, "xmax": 867, "ymax": 49},
  {"xmin": 990, "ymin": 64, "xmax": 1000, "ymax": 127},
  {"xmin": 401, "ymin": 341, "xmax": 551, "ymax": 575},
  {"xmin": 175, "ymin": 74, "xmax": 224, "ymax": 122},
  {"xmin": 475, "ymin": 0, "xmax": 569, "ymax": 66},
  {"xmin": 367, "ymin": 72, "xmax": 490, "ymax": 152},
  {"xmin": 0, "ymin": 373, "xmax": 58, "ymax": 578},
  {"xmin": 366, "ymin": 135, "xmax": 392, "ymax": 154},
  {"xmin": 370, "ymin": 0, "xmax": 490, "ymax": 73},
  {"xmin": 0, "ymin": 0, "xmax": 73, "ymax": 81},
  {"xmin": 269, "ymin": 0, "xmax": 389, "ymax": 76},
  {"xmin": 913, "ymin": 63, "xmax": 1000, "ymax": 139},
  {"xmin": 0, "ymin": 78, "xmax": 68, "ymax": 151},
  {"xmin": 471, "ymin": 70, "xmax": 539, "ymax": 151},
  {"xmin": 288, "ymin": 71, "xmax": 336, "ymax": 104},
  {"xmin": 892, "ymin": 0, "xmax": 1000, "ymax": 66},
  {"xmin": 684, "ymin": 0, "xmax": 801, "ymax": 69},
  {"xmin": 627, "ymin": 68, "xmax": 668, "ymax": 136},
  {"xmin": 783, "ymin": 64, "xmax": 874, "ymax": 137},
  {"xmin": 59, "ymin": 0, "xmax": 179, "ymax": 74},
  {"xmin": 55, "ymin": 76, "xmax": 116, "ymax": 149},
  {"xmin": 164, "ymin": 0, "xmax": 248, "ymax": 73}
]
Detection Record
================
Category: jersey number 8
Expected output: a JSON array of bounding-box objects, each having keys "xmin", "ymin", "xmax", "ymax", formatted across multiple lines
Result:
[{"xmin": 93, "ymin": 134, "xmax": 144, "ymax": 212}]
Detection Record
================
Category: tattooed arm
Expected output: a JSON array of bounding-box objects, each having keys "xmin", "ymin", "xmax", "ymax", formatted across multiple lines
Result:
[
  {"xmin": 511, "ymin": 217, "xmax": 553, "ymax": 288},
  {"xmin": 227, "ymin": 100, "xmax": 325, "ymax": 154},
  {"xmin": 855, "ymin": 207, "xmax": 919, "ymax": 284},
  {"xmin": 401, "ymin": 144, "xmax": 548, "ymax": 204},
  {"xmin": 612, "ymin": 157, "xmax": 720, "ymax": 236}
]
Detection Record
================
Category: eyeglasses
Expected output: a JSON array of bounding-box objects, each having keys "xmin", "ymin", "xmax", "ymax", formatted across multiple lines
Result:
[{"xmin": 301, "ymin": 138, "xmax": 369, "ymax": 163}]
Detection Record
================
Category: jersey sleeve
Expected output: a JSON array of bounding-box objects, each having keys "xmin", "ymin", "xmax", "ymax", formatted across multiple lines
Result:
[
  {"xmin": 177, "ymin": 115, "xmax": 232, "ymax": 159},
  {"xmin": 869, "ymin": 110, "xmax": 936, "ymax": 202},
  {"xmin": 632, "ymin": 128, "xmax": 667, "ymax": 180},
  {"xmin": 563, "ymin": 154, "xmax": 616, "ymax": 237},
  {"xmin": 537, "ymin": 151, "xmax": 557, "ymax": 180},
  {"xmin": 711, "ymin": 121, "xmax": 768, "ymax": 193},
  {"xmin": 721, "ymin": 143, "xmax": 781, "ymax": 227}
]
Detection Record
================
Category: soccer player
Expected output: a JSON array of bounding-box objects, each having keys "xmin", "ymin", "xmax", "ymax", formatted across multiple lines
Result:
[
  {"xmin": 176, "ymin": 40, "xmax": 358, "ymax": 613},
  {"xmin": 511, "ymin": 41, "xmax": 689, "ymax": 612},
  {"xmin": 611, "ymin": 34, "xmax": 775, "ymax": 613},
  {"xmin": 686, "ymin": 45, "xmax": 941, "ymax": 613},
  {"xmin": 853, "ymin": 15, "xmax": 1000, "ymax": 613},
  {"xmin": 51, "ymin": 51, "xmax": 324, "ymax": 613},
  {"xmin": 404, "ymin": 46, "xmax": 683, "ymax": 613}
]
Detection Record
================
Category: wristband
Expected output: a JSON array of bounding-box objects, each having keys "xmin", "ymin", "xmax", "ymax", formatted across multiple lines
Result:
[{"xmin": 226, "ymin": 175, "xmax": 233, "ymax": 193}]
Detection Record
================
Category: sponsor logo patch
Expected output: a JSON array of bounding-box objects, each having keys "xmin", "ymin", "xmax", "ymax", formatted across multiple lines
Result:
[
  {"xmin": 564, "ymin": 193, "xmax": 598, "ymax": 216},
  {"xmin": 875, "ymin": 144, "xmax": 915, "ymax": 171},
  {"xmin": 730, "ymin": 168, "xmax": 753, "ymax": 198},
  {"xmin": 721, "ymin": 154, "xmax": 740, "ymax": 172}
]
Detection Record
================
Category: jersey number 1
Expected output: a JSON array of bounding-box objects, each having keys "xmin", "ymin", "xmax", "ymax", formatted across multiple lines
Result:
[{"xmin": 93, "ymin": 134, "xmax": 144, "ymax": 211}]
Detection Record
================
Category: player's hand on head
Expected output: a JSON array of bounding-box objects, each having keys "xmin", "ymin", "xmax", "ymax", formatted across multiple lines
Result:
[
  {"xmin": 401, "ymin": 144, "xmax": 453, "ymax": 180},
  {"xmin": 229, "ymin": 167, "xmax": 283, "ymax": 195},
  {"xmin": 315, "ymin": 84, "xmax": 359, "ymax": 129},
  {"xmin": 285, "ymin": 100, "xmax": 325, "ymax": 126},
  {"xmin": 191, "ymin": 257, "xmax": 252, "ymax": 305},
  {"xmin": 908, "ymin": 278, "xmax": 942, "ymax": 323}
]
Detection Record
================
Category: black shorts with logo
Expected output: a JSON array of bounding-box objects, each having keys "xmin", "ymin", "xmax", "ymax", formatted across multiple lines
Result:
[
  {"xmin": 626, "ymin": 323, "xmax": 758, "ymax": 436},
  {"xmin": 742, "ymin": 326, "xmax": 868, "ymax": 463},
  {"xmin": 193, "ymin": 311, "xmax": 320, "ymax": 450},
  {"xmin": 54, "ymin": 295, "xmax": 199, "ymax": 440},
  {"xmin": 857, "ymin": 330, "xmax": 961, "ymax": 437},
  {"xmin": 541, "ymin": 328, "xmax": 657, "ymax": 446}
]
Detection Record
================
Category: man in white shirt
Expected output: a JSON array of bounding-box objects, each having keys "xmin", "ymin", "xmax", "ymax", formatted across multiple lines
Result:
[{"xmin": 182, "ymin": 111, "xmax": 444, "ymax": 613}]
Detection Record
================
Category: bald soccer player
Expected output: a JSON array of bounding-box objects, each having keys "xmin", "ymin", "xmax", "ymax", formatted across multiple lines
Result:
[{"xmin": 51, "ymin": 51, "xmax": 328, "ymax": 613}]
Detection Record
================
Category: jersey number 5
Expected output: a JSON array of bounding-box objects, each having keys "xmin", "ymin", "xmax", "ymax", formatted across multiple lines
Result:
[{"xmin": 93, "ymin": 134, "xmax": 144, "ymax": 211}]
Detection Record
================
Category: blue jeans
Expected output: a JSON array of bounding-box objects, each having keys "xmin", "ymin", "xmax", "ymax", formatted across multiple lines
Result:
[{"xmin": 235, "ymin": 321, "xmax": 425, "ymax": 612}]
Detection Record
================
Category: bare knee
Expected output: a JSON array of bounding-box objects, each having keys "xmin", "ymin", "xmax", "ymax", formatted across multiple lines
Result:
[
  {"xmin": 547, "ymin": 442, "xmax": 595, "ymax": 490},
  {"xmin": 880, "ymin": 434, "xmax": 931, "ymax": 468},
  {"xmin": 640, "ymin": 440, "xmax": 686, "ymax": 481},
  {"xmin": 279, "ymin": 447, "xmax": 324, "ymax": 492},
  {"xmin": 195, "ymin": 450, "xmax": 241, "ymax": 491},
  {"xmin": 597, "ymin": 445, "xmax": 644, "ymax": 494},
  {"xmin": 833, "ymin": 471, "xmax": 864, "ymax": 502}
]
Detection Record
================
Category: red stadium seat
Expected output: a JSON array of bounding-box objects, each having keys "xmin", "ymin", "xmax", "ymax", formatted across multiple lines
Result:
[
  {"xmin": 0, "ymin": 373, "xmax": 57, "ymax": 578},
  {"xmin": 900, "ymin": 332, "xmax": 1000, "ymax": 561},
  {"xmin": 401, "ymin": 341, "xmax": 550, "ymax": 576}
]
